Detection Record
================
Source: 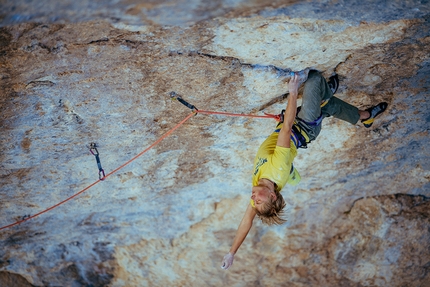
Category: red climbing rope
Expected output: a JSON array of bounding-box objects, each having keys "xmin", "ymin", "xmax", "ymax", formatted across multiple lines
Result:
[
  {"xmin": 195, "ymin": 109, "xmax": 282, "ymax": 121},
  {"xmin": 0, "ymin": 97, "xmax": 282, "ymax": 231},
  {"xmin": 0, "ymin": 112, "xmax": 195, "ymax": 231}
]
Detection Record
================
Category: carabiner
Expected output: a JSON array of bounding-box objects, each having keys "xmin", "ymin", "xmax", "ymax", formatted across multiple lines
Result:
[
  {"xmin": 89, "ymin": 143, "xmax": 105, "ymax": 181},
  {"xmin": 170, "ymin": 91, "xmax": 199, "ymax": 112}
]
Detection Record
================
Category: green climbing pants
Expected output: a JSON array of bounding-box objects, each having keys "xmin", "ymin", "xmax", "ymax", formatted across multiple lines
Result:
[{"xmin": 296, "ymin": 70, "xmax": 360, "ymax": 142}]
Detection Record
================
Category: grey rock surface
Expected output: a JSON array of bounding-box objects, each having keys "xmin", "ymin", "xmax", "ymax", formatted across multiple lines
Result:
[{"xmin": 0, "ymin": 0, "xmax": 429, "ymax": 286}]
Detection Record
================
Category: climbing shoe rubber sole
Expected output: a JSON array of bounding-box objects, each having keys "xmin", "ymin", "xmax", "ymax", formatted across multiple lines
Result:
[{"xmin": 361, "ymin": 102, "xmax": 388, "ymax": 128}]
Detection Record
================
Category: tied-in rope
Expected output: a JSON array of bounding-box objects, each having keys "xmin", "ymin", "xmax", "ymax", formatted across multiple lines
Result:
[
  {"xmin": 195, "ymin": 109, "xmax": 282, "ymax": 121},
  {"xmin": 0, "ymin": 96, "xmax": 281, "ymax": 231}
]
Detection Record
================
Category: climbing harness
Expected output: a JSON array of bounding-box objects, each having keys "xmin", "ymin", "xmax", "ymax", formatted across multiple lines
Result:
[
  {"xmin": 273, "ymin": 109, "xmax": 311, "ymax": 149},
  {"xmin": 290, "ymin": 98, "xmax": 331, "ymax": 148},
  {"xmin": 273, "ymin": 110, "xmax": 301, "ymax": 148},
  {"xmin": 291, "ymin": 124, "xmax": 307, "ymax": 148},
  {"xmin": 89, "ymin": 143, "xmax": 105, "ymax": 180},
  {"xmin": 0, "ymin": 92, "xmax": 300, "ymax": 231}
]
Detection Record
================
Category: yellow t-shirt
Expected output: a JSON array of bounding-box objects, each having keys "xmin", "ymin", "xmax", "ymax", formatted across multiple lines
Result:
[{"xmin": 252, "ymin": 124, "xmax": 300, "ymax": 192}]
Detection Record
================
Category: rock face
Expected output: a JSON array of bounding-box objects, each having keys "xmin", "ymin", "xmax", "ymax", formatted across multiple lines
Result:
[{"xmin": 1, "ymin": 0, "xmax": 429, "ymax": 286}]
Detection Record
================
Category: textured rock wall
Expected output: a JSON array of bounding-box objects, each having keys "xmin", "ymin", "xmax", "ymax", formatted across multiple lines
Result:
[{"xmin": 1, "ymin": 0, "xmax": 429, "ymax": 286}]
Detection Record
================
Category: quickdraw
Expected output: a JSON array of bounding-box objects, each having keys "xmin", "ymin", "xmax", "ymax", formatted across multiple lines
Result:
[
  {"xmin": 89, "ymin": 143, "xmax": 106, "ymax": 180},
  {"xmin": 170, "ymin": 91, "xmax": 198, "ymax": 112},
  {"xmin": 170, "ymin": 91, "xmax": 284, "ymax": 122}
]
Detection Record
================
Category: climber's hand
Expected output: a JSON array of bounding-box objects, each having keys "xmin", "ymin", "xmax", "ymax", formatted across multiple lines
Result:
[
  {"xmin": 288, "ymin": 73, "xmax": 299, "ymax": 96},
  {"xmin": 221, "ymin": 252, "xmax": 234, "ymax": 270}
]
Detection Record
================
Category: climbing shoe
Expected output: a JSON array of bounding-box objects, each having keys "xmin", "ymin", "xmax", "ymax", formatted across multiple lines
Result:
[
  {"xmin": 328, "ymin": 73, "xmax": 339, "ymax": 94},
  {"xmin": 361, "ymin": 102, "xmax": 388, "ymax": 128}
]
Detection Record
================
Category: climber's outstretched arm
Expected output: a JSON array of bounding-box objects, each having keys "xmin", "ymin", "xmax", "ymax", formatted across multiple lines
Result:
[
  {"xmin": 277, "ymin": 74, "xmax": 299, "ymax": 148},
  {"xmin": 221, "ymin": 204, "xmax": 256, "ymax": 270}
]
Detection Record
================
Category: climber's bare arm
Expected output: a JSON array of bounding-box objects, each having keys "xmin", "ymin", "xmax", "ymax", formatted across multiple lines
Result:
[
  {"xmin": 277, "ymin": 74, "xmax": 299, "ymax": 148},
  {"xmin": 228, "ymin": 204, "xmax": 256, "ymax": 255},
  {"xmin": 221, "ymin": 204, "xmax": 256, "ymax": 269}
]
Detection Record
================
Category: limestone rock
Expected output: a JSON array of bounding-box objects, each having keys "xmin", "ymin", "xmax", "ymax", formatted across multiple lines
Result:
[{"xmin": 0, "ymin": 1, "xmax": 429, "ymax": 286}]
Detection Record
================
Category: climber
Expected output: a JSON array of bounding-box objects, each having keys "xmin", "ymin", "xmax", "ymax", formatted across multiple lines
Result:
[{"xmin": 221, "ymin": 69, "xmax": 388, "ymax": 270}]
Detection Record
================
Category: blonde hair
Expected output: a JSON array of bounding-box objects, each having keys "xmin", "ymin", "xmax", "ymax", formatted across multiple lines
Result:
[{"xmin": 255, "ymin": 191, "xmax": 287, "ymax": 225}]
